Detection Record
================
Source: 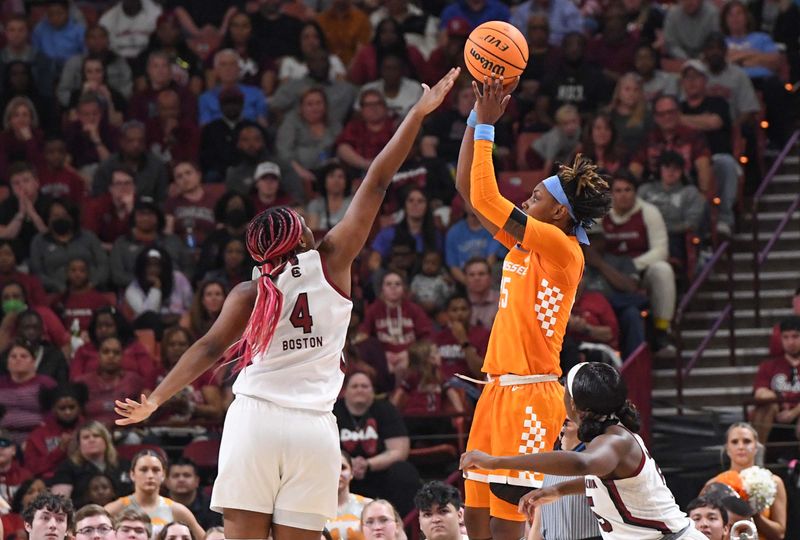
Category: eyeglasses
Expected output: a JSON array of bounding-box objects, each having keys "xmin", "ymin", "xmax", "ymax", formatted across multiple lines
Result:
[
  {"xmin": 77, "ymin": 526, "xmax": 114, "ymax": 536},
  {"xmin": 363, "ymin": 516, "xmax": 395, "ymax": 528},
  {"xmin": 118, "ymin": 526, "xmax": 148, "ymax": 536}
]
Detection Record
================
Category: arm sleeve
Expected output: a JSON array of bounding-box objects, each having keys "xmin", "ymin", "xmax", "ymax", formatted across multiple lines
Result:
[{"xmin": 632, "ymin": 202, "xmax": 669, "ymax": 271}]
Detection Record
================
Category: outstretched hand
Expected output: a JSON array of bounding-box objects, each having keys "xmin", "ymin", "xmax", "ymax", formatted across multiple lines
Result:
[
  {"xmin": 114, "ymin": 394, "xmax": 158, "ymax": 426},
  {"xmin": 473, "ymin": 76, "xmax": 513, "ymax": 125},
  {"xmin": 518, "ymin": 486, "xmax": 561, "ymax": 519},
  {"xmin": 413, "ymin": 67, "xmax": 461, "ymax": 116},
  {"xmin": 460, "ymin": 449, "xmax": 496, "ymax": 471}
]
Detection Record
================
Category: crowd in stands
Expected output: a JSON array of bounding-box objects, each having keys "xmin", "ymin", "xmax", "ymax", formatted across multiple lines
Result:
[{"xmin": 0, "ymin": 0, "xmax": 798, "ymax": 536}]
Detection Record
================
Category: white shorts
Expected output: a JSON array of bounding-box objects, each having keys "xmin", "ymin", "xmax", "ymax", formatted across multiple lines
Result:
[{"xmin": 210, "ymin": 394, "xmax": 340, "ymax": 530}]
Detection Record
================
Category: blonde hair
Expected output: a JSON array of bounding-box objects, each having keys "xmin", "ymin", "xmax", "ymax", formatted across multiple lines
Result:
[
  {"xmin": 555, "ymin": 104, "xmax": 579, "ymax": 125},
  {"xmin": 3, "ymin": 96, "xmax": 39, "ymax": 130},
  {"xmin": 69, "ymin": 420, "xmax": 118, "ymax": 468},
  {"xmin": 361, "ymin": 499, "xmax": 401, "ymax": 529},
  {"xmin": 610, "ymin": 73, "xmax": 646, "ymax": 128}
]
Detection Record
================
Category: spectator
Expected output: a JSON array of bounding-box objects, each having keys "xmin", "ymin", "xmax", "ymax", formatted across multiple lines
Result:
[
  {"xmin": 31, "ymin": 0, "xmax": 85, "ymax": 66},
  {"xmin": 678, "ymin": 60, "xmax": 737, "ymax": 235},
  {"xmin": 109, "ymin": 196, "xmax": 192, "ymax": 290},
  {"xmin": 463, "ymin": 258, "xmax": 500, "ymax": 329},
  {"xmin": 602, "ymin": 172, "xmax": 676, "ymax": 356},
  {"xmin": 23, "ymin": 383, "xmax": 87, "ymax": 479},
  {"xmin": 427, "ymin": 17, "xmax": 470, "ymax": 84},
  {"xmin": 57, "ymin": 25, "xmax": 133, "ymax": 109},
  {"xmin": 586, "ymin": 4, "xmax": 638, "ymax": 81},
  {"xmin": 516, "ymin": 15, "xmax": 561, "ymax": 115},
  {"xmin": 0, "ymin": 162, "xmax": 51, "ymax": 264},
  {"xmin": 0, "ymin": 15, "xmax": 56, "ymax": 102},
  {"xmin": 128, "ymin": 52, "xmax": 197, "ymax": 124},
  {"xmin": 152, "ymin": 326, "xmax": 223, "ymax": 424},
  {"xmin": 99, "ymin": 0, "xmax": 162, "ymax": 61},
  {"xmin": 1, "ymin": 97, "xmax": 44, "ymax": 177},
  {"xmin": 0, "ymin": 427, "xmax": 32, "ymax": 511},
  {"xmin": 93, "ymin": 121, "xmax": 169, "ymax": 202},
  {"xmin": 29, "ymin": 198, "xmax": 109, "ymax": 294},
  {"xmin": 123, "ymin": 248, "xmax": 193, "ymax": 331},
  {"xmin": 440, "ymin": 0, "xmax": 511, "ymax": 31},
  {"xmin": 444, "ymin": 210, "xmax": 504, "ymax": 286},
  {"xmin": 83, "ymin": 166, "xmax": 136, "ymax": 249},
  {"xmin": 306, "ymin": 162, "xmax": 353, "ymax": 231},
  {"xmin": 629, "ymin": 95, "xmax": 714, "ymax": 196},
  {"xmin": 410, "ymin": 251, "xmax": 454, "ymax": 316},
  {"xmin": 198, "ymin": 88, "xmax": 249, "ymax": 183},
  {"xmin": 317, "ymin": 0, "xmax": 372, "ymax": 66},
  {"xmin": 0, "ymin": 340, "xmax": 57, "ymax": 443},
  {"xmin": 349, "ymin": 18, "xmax": 428, "ymax": 86},
  {"xmin": 279, "ymin": 21, "xmax": 346, "ymax": 85},
  {"xmin": 223, "ymin": 125, "xmax": 271, "ymax": 197},
  {"xmin": 702, "ymin": 34, "xmax": 761, "ymax": 127},
  {"xmin": 567, "ymin": 280, "xmax": 621, "ymax": 358},
  {"xmin": 704, "ymin": 422, "xmax": 787, "ymax": 538},
  {"xmin": 687, "ymin": 497, "xmax": 730, "ymax": 540},
  {"xmin": 178, "ymin": 280, "xmax": 225, "ymax": 338},
  {"xmin": 368, "ymin": 0, "xmax": 439, "ymax": 59},
  {"xmin": 327, "ymin": 451, "xmax": 372, "ymax": 540},
  {"xmin": 64, "ymin": 93, "xmax": 118, "ymax": 174},
  {"xmin": 194, "ymin": 192, "xmax": 254, "ymax": 282},
  {"xmin": 633, "ymin": 44, "xmax": 679, "ymax": 103},
  {"xmin": 165, "ymin": 162, "xmax": 219, "ymax": 246},
  {"xmin": 433, "ymin": 294, "xmax": 488, "ymax": 395},
  {"xmin": 271, "ymin": 47, "xmax": 357, "ymax": 128},
  {"xmin": 414, "ymin": 482, "xmax": 463, "ymax": 540},
  {"xmin": 2, "ymin": 310, "xmax": 69, "ymax": 384},
  {"xmin": 769, "ymin": 288, "xmax": 800, "ymax": 357},
  {"xmin": 358, "ymin": 271, "xmax": 433, "ymax": 363},
  {"xmin": 105, "ymin": 451, "xmax": 204, "ymax": 539},
  {"xmin": 336, "ymin": 90, "xmax": 396, "ymax": 176},
  {"xmin": 540, "ymin": 32, "xmax": 612, "ymax": 115},
  {"xmin": 37, "ymin": 135, "xmax": 86, "ymax": 205},
  {"xmin": 74, "ymin": 504, "xmax": 115, "ymax": 540},
  {"xmin": 250, "ymin": 0, "xmax": 304, "ymax": 60},
  {"xmin": 200, "ymin": 238, "xmax": 250, "ymax": 291},
  {"xmin": 145, "ymin": 89, "xmax": 201, "ymax": 165},
  {"xmin": 21, "ymin": 493, "xmax": 74, "ymax": 540},
  {"xmin": 198, "ymin": 49, "xmax": 267, "ymax": 127},
  {"xmin": 164, "ymin": 459, "xmax": 222, "ymax": 529},
  {"xmin": 721, "ymin": 0, "xmax": 789, "ymax": 146},
  {"xmin": 421, "ymin": 83, "xmax": 474, "ymax": 166},
  {"xmin": 334, "ymin": 371, "xmax": 421, "ymax": 516},
  {"xmin": 69, "ymin": 306, "xmax": 158, "ymax": 388},
  {"xmin": 577, "ymin": 113, "xmax": 625, "ymax": 174},
  {"xmin": 4, "ymin": 476, "xmax": 47, "ymax": 537},
  {"xmin": 663, "ymin": 0, "xmax": 720, "ymax": 60},
  {"xmin": 360, "ymin": 500, "xmax": 404, "ymax": 540},
  {"xmin": 276, "ymin": 88, "xmax": 342, "ymax": 198},
  {"xmin": 0, "ymin": 240, "xmax": 47, "ymax": 307},
  {"xmin": 213, "ymin": 11, "xmax": 270, "ymax": 94},
  {"xmin": 82, "ymin": 473, "xmax": 117, "ymax": 507},
  {"xmin": 532, "ymin": 104, "xmax": 582, "ymax": 174},
  {"xmin": 113, "ymin": 508, "xmax": 152, "ymax": 540},
  {"xmin": 622, "ymin": 0, "xmax": 665, "ymax": 47},
  {"xmin": 510, "ymin": 0, "xmax": 582, "ymax": 45},
  {"xmin": 133, "ymin": 11, "xmax": 203, "ymax": 95},
  {"xmin": 638, "ymin": 151, "xmax": 707, "ymax": 260},
  {"xmin": 358, "ymin": 54, "xmax": 423, "ymax": 119},
  {"xmin": 608, "ymin": 73, "xmax": 652, "ymax": 160},
  {"xmin": 0, "ymin": 60, "xmax": 56, "ymax": 134},
  {"xmin": 752, "ymin": 316, "xmax": 800, "ymax": 443},
  {"xmin": 0, "ymin": 283, "xmax": 69, "ymax": 355},
  {"xmin": 49, "ymin": 420, "xmax": 129, "ymax": 503},
  {"xmin": 66, "ymin": 57, "xmax": 126, "ymax": 127},
  {"xmin": 55, "ymin": 258, "xmax": 113, "ymax": 332},
  {"xmin": 747, "ymin": 0, "xmax": 800, "ymax": 82}
]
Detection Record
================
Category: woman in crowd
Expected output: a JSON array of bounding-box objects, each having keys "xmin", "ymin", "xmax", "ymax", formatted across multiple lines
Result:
[
  {"xmin": 705, "ymin": 422, "xmax": 786, "ymax": 540},
  {"xmin": 179, "ymin": 280, "xmax": 226, "ymax": 339},
  {"xmin": 576, "ymin": 113, "xmax": 625, "ymax": 175},
  {"xmin": 105, "ymin": 450, "xmax": 205, "ymax": 540},
  {"xmin": 158, "ymin": 522, "xmax": 196, "ymax": 540},
  {"xmin": 306, "ymin": 162, "xmax": 353, "ymax": 231},
  {"xmin": 80, "ymin": 472, "xmax": 118, "ymax": 507},
  {"xmin": 70, "ymin": 306, "xmax": 158, "ymax": 387},
  {"xmin": 0, "ymin": 61, "xmax": 55, "ymax": 133},
  {"xmin": 135, "ymin": 12, "xmax": 204, "ymax": 95},
  {"xmin": 276, "ymin": 88, "xmax": 341, "ymax": 198},
  {"xmin": 1, "ymin": 309, "xmax": 69, "ymax": 383},
  {"xmin": 608, "ymin": 72, "xmax": 652, "ymax": 159},
  {"xmin": 1, "ymin": 96, "xmax": 44, "ymax": 173},
  {"xmin": 0, "ymin": 339, "xmax": 57, "ymax": 442},
  {"xmin": 67, "ymin": 57, "xmax": 126, "ymax": 126},
  {"xmin": 200, "ymin": 238, "xmax": 250, "ymax": 290},
  {"xmin": 348, "ymin": 18, "xmax": 428, "ymax": 86},
  {"xmin": 50, "ymin": 420, "xmax": 130, "ymax": 503},
  {"xmin": 279, "ymin": 21, "xmax": 346, "ymax": 83},
  {"xmin": 195, "ymin": 192, "xmax": 255, "ymax": 282},
  {"xmin": 360, "ymin": 499, "xmax": 406, "ymax": 540},
  {"xmin": 124, "ymin": 247, "xmax": 193, "ymax": 332},
  {"xmin": 327, "ymin": 451, "xmax": 372, "ymax": 540}
]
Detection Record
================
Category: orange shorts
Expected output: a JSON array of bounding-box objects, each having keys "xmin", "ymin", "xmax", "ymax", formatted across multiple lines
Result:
[{"xmin": 464, "ymin": 378, "xmax": 565, "ymax": 521}]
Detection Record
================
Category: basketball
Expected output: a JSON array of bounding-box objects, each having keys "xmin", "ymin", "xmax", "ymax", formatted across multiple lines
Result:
[{"xmin": 463, "ymin": 21, "xmax": 529, "ymax": 87}]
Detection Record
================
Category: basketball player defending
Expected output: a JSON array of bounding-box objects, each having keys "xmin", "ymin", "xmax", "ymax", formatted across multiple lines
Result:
[
  {"xmin": 115, "ymin": 68, "xmax": 461, "ymax": 540},
  {"xmin": 455, "ymin": 77, "xmax": 611, "ymax": 540}
]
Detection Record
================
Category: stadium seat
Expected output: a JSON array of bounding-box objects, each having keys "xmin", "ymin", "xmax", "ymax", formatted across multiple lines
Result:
[
  {"xmin": 182, "ymin": 439, "xmax": 221, "ymax": 470},
  {"xmin": 515, "ymin": 132, "xmax": 543, "ymax": 170},
  {"xmin": 116, "ymin": 444, "xmax": 167, "ymax": 463},
  {"xmin": 497, "ymin": 170, "xmax": 546, "ymax": 206}
]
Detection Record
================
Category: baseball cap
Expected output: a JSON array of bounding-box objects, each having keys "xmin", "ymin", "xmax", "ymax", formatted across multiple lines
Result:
[
  {"xmin": 681, "ymin": 59, "xmax": 709, "ymax": 78},
  {"xmin": 134, "ymin": 196, "xmax": 159, "ymax": 213},
  {"xmin": 255, "ymin": 161, "xmax": 281, "ymax": 180},
  {"xmin": 447, "ymin": 17, "xmax": 471, "ymax": 38}
]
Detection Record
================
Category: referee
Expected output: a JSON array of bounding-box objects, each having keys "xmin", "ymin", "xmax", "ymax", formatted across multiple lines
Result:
[{"xmin": 530, "ymin": 419, "xmax": 602, "ymax": 540}]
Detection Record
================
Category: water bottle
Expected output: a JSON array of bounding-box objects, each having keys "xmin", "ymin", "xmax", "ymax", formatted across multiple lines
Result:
[
  {"xmin": 70, "ymin": 319, "xmax": 84, "ymax": 358},
  {"xmin": 186, "ymin": 226, "xmax": 196, "ymax": 250}
]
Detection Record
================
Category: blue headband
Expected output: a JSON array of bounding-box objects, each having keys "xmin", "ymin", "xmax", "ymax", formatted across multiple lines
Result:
[{"xmin": 542, "ymin": 175, "xmax": 590, "ymax": 245}]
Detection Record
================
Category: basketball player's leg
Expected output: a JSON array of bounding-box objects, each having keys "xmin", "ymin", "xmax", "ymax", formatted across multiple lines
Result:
[
  {"xmin": 464, "ymin": 385, "xmax": 496, "ymax": 540},
  {"xmin": 465, "ymin": 480, "xmax": 492, "ymax": 540},
  {"xmin": 223, "ymin": 508, "xmax": 272, "ymax": 539}
]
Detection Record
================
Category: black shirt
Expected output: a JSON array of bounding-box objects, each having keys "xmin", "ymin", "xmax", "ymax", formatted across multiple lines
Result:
[
  {"xmin": 541, "ymin": 62, "xmax": 612, "ymax": 115},
  {"xmin": 681, "ymin": 95, "xmax": 732, "ymax": 155},
  {"xmin": 334, "ymin": 398, "xmax": 407, "ymax": 458},
  {"xmin": 49, "ymin": 459, "xmax": 131, "ymax": 505},
  {"xmin": 251, "ymin": 13, "xmax": 304, "ymax": 60},
  {"xmin": 0, "ymin": 194, "xmax": 52, "ymax": 263}
]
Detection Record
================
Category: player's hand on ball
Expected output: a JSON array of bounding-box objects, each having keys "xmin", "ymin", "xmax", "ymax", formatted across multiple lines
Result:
[
  {"xmin": 413, "ymin": 67, "xmax": 460, "ymax": 116},
  {"xmin": 460, "ymin": 450, "xmax": 495, "ymax": 470},
  {"xmin": 115, "ymin": 394, "xmax": 158, "ymax": 425},
  {"xmin": 473, "ymin": 76, "xmax": 512, "ymax": 125},
  {"xmin": 518, "ymin": 487, "xmax": 560, "ymax": 518}
]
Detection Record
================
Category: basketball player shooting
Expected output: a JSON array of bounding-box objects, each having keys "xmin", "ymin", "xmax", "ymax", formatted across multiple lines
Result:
[
  {"xmin": 455, "ymin": 76, "xmax": 611, "ymax": 540},
  {"xmin": 114, "ymin": 68, "xmax": 461, "ymax": 540}
]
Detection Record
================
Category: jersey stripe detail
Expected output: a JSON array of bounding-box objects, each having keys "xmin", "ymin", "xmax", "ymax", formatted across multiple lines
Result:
[{"xmin": 603, "ymin": 480, "xmax": 673, "ymax": 534}]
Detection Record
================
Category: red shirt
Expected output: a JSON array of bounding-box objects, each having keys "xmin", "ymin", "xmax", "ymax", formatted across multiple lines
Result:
[
  {"xmin": 348, "ymin": 43, "xmax": 431, "ymax": 85},
  {"xmin": 165, "ymin": 189, "xmax": 222, "ymax": 245},
  {"xmin": 60, "ymin": 289, "xmax": 114, "ymax": 331},
  {"xmin": 145, "ymin": 119, "xmax": 201, "ymax": 165},
  {"xmin": 399, "ymin": 370, "xmax": 443, "ymax": 415},
  {"xmin": 0, "ymin": 460, "xmax": 32, "ymax": 508},
  {"xmin": 70, "ymin": 341, "xmax": 158, "ymax": 388},
  {"xmin": 0, "ymin": 271, "xmax": 48, "ymax": 307},
  {"xmin": 336, "ymin": 117, "xmax": 396, "ymax": 162},
  {"xmin": 0, "ymin": 374, "xmax": 57, "ymax": 438},
  {"xmin": 634, "ymin": 125, "xmax": 711, "ymax": 179},
  {"xmin": 37, "ymin": 165, "xmax": 85, "ymax": 204},
  {"xmin": 433, "ymin": 325, "xmax": 490, "ymax": 382},
  {"xmin": 359, "ymin": 299, "xmax": 433, "ymax": 353},
  {"xmin": 81, "ymin": 194, "xmax": 132, "ymax": 245},
  {"xmin": 568, "ymin": 291, "xmax": 620, "ymax": 350},
  {"xmin": 602, "ymin": 209, "xmax": 650, "ymax": 259},
  {"xmin": 586, "ymin": 34, "xmax": 637, "ymax": 77},
  {"xmin": 77, "ymin": 371, "xmax": 145, "ymax": 428},
  {"xmin": 128, "ymin": 84, "xmax": 198, "ymax": 123},
  {"xmin": 23, "ymin": 415, "xmax": 77, "ymax": 478},
  {"xmin": 753, "ymin": 356, "xmax": 800, "ymax": 405}
]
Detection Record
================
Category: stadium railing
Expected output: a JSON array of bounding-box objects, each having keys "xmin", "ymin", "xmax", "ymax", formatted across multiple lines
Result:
[
  {"xmin": 620, "ymin": 342, "xmax": 652, "ymax": 445},
  {"xmin": 751, "ymin": 129, "xmax": 800, "ymax": 326}
]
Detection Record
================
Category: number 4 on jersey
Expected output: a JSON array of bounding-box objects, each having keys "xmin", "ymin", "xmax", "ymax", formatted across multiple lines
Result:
[{"xmin": 290, "ymin": 293, "xmax": 314, "ymax": 333}]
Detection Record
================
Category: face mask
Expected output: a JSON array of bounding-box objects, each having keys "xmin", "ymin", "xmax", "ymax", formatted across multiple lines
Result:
[
  {"xmin": 51, "ymin": 217, "xmax": 73, "ymax": 235},
  {"xmin": 2, "ymin": 299, "xmax": 27, "ymax": 314},
  {"xmin": 225, "ymin": 208, "xmax": 248, "ymax": 228}
]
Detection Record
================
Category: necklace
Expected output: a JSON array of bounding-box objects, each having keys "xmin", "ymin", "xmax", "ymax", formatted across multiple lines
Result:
[{"xmin": 384, "ymin": 304, "xmax": 404, "ymax": 343}]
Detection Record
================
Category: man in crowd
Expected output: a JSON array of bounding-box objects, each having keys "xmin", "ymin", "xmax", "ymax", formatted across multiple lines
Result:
[
  {"xmin": 463, "ymin": 257, "xmax": 500, "ymax": 329},
  {"xmin": 687, "ymin": 497, "xmax": 730, "ymax": 540},
  {"xmin": 74, "ymin": 505, "xmax": 115, "ymax": 540},
  {"xmin": 23, "ymin": 493, "xmax": 73, "ymax": 540},
  {"xmin": 414, "ymin": 482, "xmax": 464, "ymax": 540},
  {"xmin": 165, "ymin": 458, "xmax": 222, "ymax": 529}
]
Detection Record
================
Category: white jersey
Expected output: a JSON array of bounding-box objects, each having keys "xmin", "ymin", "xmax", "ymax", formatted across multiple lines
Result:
[
  {"xmin": 232, "ymin": 250, "xmax": 353, "ymax": 412},
  {"xmin": 584, "ymin": 432, "xmax": 699, "ymax": 540}
]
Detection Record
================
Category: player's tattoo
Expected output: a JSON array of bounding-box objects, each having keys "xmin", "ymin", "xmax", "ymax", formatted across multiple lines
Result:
[{"xmin": 503, "ymin": 207, "xmax": 527, "ymax": 241}]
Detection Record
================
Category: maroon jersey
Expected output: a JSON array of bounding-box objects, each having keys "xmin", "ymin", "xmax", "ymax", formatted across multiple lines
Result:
[
  {"xmin": 754, "ymin": 356, "xmax": 800, "ymax": 403},
  {"xmin": 37, "ymin": 166, "xmax": 85, "ymax": 204},
  {"xmin": 60, "ymin": 290, "xmax": 113, "ymax": 331},
  {"xmin": 359, "ymin": 299, "xmax": 433, "ymax": 353},
  {"xmin": 23, "ymin": 416, "xmax": 77, "ymax": 478},
  {"xmin": 603, "ymin": 209, "xmax": 649, "ymax": 259},
  {"xmin": 165, "ymin": 189, "xmax": 220, "ymax": 245},
  {"xmin": 433, "ymin": 325, "xmax": 490, "ymax": 382}
]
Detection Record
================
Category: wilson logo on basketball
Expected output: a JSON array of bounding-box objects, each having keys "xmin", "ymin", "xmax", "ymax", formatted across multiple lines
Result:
[
  {"xmin": 468, "ymin": 46, "xmax": 506, "ymax": 76},
  {"xmin": 480, "ymin": 33, "xmax": 510, "ymax": 52}
]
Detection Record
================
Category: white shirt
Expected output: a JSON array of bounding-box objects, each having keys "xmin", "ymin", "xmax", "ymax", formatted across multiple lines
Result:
[
  {"xmin": 99, "ymin": 0, "xmax": 162, "ymax": 59},
  {"xmin": 358, "ymin": 77, "xmax": 423, "ymax": 118}
]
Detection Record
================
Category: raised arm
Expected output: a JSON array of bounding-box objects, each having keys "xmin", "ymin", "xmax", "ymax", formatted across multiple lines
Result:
[
  {"xmin": 454, "ymin": 112, "xmax": 500, "ymax": 237},
  {"xmin": 114, "ymin": 281, "xmax": 257, "ymax": 425},
  {"xmin": 320, "ymin": 68, "xmax": 460, "ymax": 282}
]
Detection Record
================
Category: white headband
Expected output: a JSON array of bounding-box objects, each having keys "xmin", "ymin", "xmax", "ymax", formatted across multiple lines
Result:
[{"xmin": 566, "ymin": 362, "xmax": 587, "ymax": 397}]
